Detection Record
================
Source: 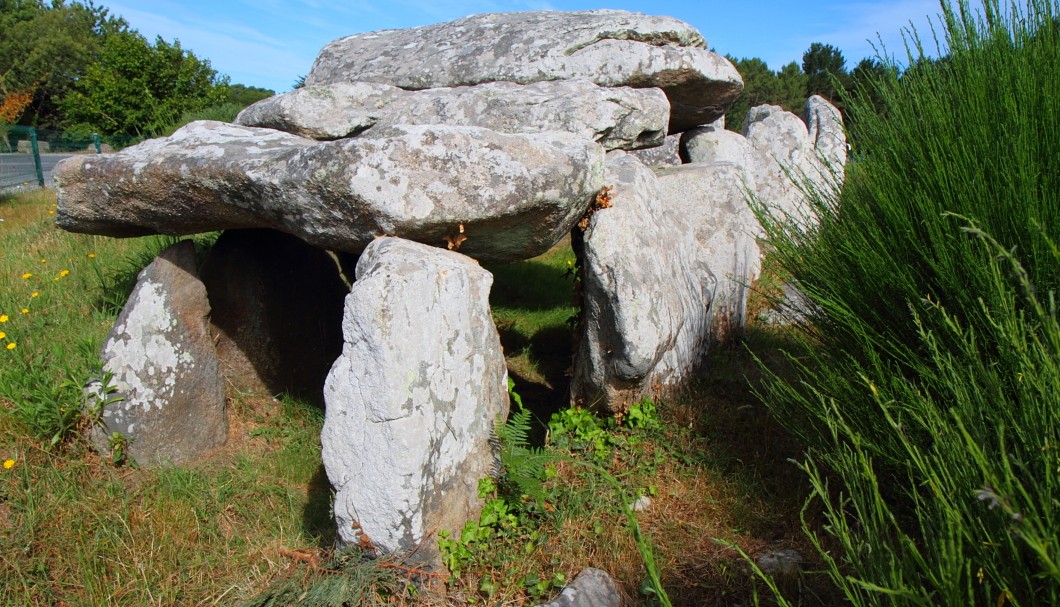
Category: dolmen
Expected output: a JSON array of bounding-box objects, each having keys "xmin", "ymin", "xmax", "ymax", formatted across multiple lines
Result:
[{"xmin": 55, "ymin": 9, "xmax": 846, "ymax": 569}]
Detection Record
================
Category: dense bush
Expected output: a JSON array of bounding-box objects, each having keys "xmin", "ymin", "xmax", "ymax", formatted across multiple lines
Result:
[{"xmin": 756, "ymin": 0, "xmax": 1059, "ymax": 604}]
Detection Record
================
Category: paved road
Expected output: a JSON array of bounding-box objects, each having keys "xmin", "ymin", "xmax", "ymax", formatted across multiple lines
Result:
[{"xmin": 0, "ymin": 152, "xmax": 77, "ymax": 191}]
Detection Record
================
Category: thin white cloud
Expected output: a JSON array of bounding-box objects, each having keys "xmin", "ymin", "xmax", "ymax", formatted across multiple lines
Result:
[
  {"xmin": 799, "ymin": 0, "xmax": 985, "ymax": 67},
  {"xmin": 104, "ymin": 1, "xmax": 316, "ymax": 90}
]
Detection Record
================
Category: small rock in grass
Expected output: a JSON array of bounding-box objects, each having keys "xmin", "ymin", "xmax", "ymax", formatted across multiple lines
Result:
[
  {"xmin": 630, "ymin": 495, "xmax": 652, "ymax": 511},
  {"xmin": 757, "ymin": 549, "xmax": 804, "ymax": 578},
  {"xmin": 534, "ymin": 568, "xmax": 621, "ymax": 607}
]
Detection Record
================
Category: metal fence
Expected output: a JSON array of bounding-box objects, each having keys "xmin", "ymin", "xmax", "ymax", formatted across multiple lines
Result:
[{"xmin": 0, "ymin": 125, "xmax": 135, "ymax": 192}]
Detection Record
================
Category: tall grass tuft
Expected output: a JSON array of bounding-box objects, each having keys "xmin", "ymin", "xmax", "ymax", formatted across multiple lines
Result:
[{"xmin": 754, "ymin": 0, "xmax": 1060, "ymax": 604}]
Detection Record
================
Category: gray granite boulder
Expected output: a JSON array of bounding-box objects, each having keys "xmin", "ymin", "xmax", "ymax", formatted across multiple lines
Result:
[
  {"xmin": 55, "ymin": 120, "xmax": 604, "ymax": 264},
  {"xmin": 571, "ymin": 152, "xmax": 713, "ymax": 413},
  {"xmin": 743, "ymin": 97, "xmax": 847, "ymax": 223},
  {"xmin": 534, "ymin": 568, "xmax": 621, "ymax": 607},
  {"xmin": 233, "ymin": 82, "xmax": 405, "ymax": 140},
  {"xmin": 655, "ymin": 162, "xmax": 762, "ymax": 343},
  {"xmin": 321, "ymin": 237, "xmax": 508, "ymax": 566},
  {"xmin": 680, "ymin": 124, "xmax": 760, "ymax": 188},
  {"xmin": 199, "ymin": 229, "xmax": 347, "ymax": 402},
  {"xmin": 628, "ymin": 133, "xmax": 682, "ymax": 167},
  {"xmin": 804, "ymin": 94, "xmax": 847, "ymax": 174},
  {"xmin": 305, "ymin": 10, "xmax": 742, "ymax": 132},
  {"xmin": 87, "ymin": 241, "xmax": 226, "ymax": 465},
  {"xmin": 236, "ymin": 79, "xmax": 669, "ymax": 151}
]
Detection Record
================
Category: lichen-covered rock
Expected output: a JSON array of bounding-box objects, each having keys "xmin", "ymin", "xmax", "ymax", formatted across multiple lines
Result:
[
  {"xmin": 55, "ymin": 120, "xmax": 604, "ymax": 264},
  {"xmin": 305, "ymin": 10, "xmax": 742, "ymax": 132},
  {"xmin": 571, "ymin": 152, "xmax": 713, "ymax": 413},
  {"xmin": 804, "ymin": 94, "xmax": 847, "ymax": 173},
  {"xmin": 573, "ymin": 154, "xmax": 765, "ymax": 412},
  {"xmin": 628, "ymin": 133, "xmax": 682, "ymax": 167},
  {"xmin": 236, "ymin": 79, "xmax": 669, "ymax": 151},
  {"xmin": 655, "ymin": 162, "xmax": 762, "ymax": 343},
  {"xmin": 321, "ymin": 237, "xmax": 508, "ymax": 567},
  {"xmin": 680, "ymin": 124, "xmax": 760, "ymax": 188},
  {"xmin": 743, "ymin": 97, "xmax": 847, "ymax": 222},
  {"xmin": 233, "ymin": 82, "xmax": 405, "ymax": 140},
  {"xmin": 199, "ymin": 229, "xmax": 347, "ymax": 402},
  {"xmin": 87, "ymin": 241, "xmax": 226, "ymax": 465}
]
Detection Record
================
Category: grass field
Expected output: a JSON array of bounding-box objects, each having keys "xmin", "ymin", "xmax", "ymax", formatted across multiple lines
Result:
[{"xmin": 0, "ymin": 188, "xmax": 827, "ymax": 606}]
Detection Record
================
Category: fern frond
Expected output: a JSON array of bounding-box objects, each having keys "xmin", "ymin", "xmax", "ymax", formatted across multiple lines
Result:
[{"xmin": 496, "ymin": 378, "xmax": 560, "ymax": 502}]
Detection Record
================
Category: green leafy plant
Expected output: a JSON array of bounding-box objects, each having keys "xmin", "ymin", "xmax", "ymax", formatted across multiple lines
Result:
[
  {"xmin": 548, "ymin": 398, "xmax": 660, "ymax": 461},
  {"xmin": 753, "ymin": 0, "xmax": 1060, "ymax": 604},
  {"xmin": 107, "ymin": 431, "xmax": 128, "ymax": 467}
]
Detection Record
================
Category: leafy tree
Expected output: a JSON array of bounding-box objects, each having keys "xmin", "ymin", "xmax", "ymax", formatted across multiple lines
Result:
[
  {"xmin": 801, "ymin": 42, "xmax": 850, "ymax": 102},
  {"xmin": 227, "ymin": 83, "xmax": 274, "ymax": 107},
  {"xmin": 775, "ymin": 60, "xmax": 809, "ymax": 113},
  {"xmin": 61, "ymin": 30, "xmax": 229, "ymax": 138},
  {"xmin": 0, "ymin": 0, "xmax": 127, "ymax": 127},
  {"xmin": 724, "ymin": 57, "xmax": 778, "ymax": 132},
  {"xmin": 724, "ymin": 57, "xmax": 809, "ymax": 132}
]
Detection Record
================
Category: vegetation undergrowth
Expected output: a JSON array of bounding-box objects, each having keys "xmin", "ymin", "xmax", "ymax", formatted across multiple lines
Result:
[
  {"xmin": 754, "ymin": 0, "xmax": 1060, "ymax": 604},
  {"xmin": 0, "ymin": 190, "xmax": 335, "ymax": 605},
  {"xmin": 2, "ymin": 189, "xmax": 825, "ymax": 606}
]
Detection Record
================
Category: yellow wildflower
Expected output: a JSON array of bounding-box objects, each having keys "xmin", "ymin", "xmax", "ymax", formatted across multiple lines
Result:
[
  {"xmin": 31, "ymin": 292, "xmax": 39, "ymax": 298},
  {"xmin": 87, "ymin": 253, "xmax": 96, "ymax": 259},
  {"xmin": 6, "ymin": 343, "xmax": 15, "ymax": 350},
  {"xmin": 0, "ymin": 315, "xmax": 7, "ymax": 323},
  {"xmin": 20, "ymin": 272, "xmax": 31, "ymax": 279},
  {"xmin": 59, "ymin": 269, "xmax": 70, "ymax": 277},
  {"xmin": 0, "ymin": 331, "xmax": 5, "ymax": 339},
  {"xmin": 48, "ymin": 210, "xmax": 55, "ymax": 215},
  {"xmin": 40, "ymin": 259, "xmax": 46, "ymax": 264},
  {"xmin": 2, "ymin": 459, "xmax": 14, "ymax": 470},
  {"xmin": 20, "ymin": 308, "xmax": 28, "ymax": 314}
]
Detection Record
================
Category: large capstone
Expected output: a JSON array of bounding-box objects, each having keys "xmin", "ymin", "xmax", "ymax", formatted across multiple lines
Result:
[
  {"xmin": 54, "ymin": 120, "xmax": 605, "ymax": 264},
  {"xmin": 321, "ymin": 237, "xmax": 508, "ymax": 567},
  {"xmin": 304, "ymin": 10, "xmax": 742, "ymax": 132},
  {"xmin": 87, "ymin": 240, "xmax": 226, "ymax": 465},
  {"xmin": 236, "ymin": 79, "xmax": 670, "ymax": 151}
]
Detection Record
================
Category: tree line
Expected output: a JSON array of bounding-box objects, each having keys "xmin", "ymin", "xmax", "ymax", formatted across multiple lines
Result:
[
  {"xmin": 0, "ymin": 0, "xmax": 272, "ymax": 141},
  {"xmin": 723, "ymin": 42, "xmax": 894, "ymax": 132}
]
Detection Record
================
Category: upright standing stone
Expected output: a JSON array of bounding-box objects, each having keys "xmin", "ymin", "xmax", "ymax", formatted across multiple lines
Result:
[
  {"xmin": 680, "ymin": 124, "xmax": 760, "ymax": 189},
  {"xmin": 572, "ymin": 152, "xmax": 712, "ymax": 413},
  {"xmin": 321, "ymin": 237, "xmax": 509, "ymax": 567},
  {"xmin": 803, "ymin": 94, "xmax": 847, "ymax": 181},
  {"xmin": 88, "ymin": 241, "xmax": 226, "ymax": 465},
  {"xmin": 742, "ymin": 97, "xmax": 847, "ymax": 224},
  {"xmin": 655, "ymin": 162, "xmax": 762, "ymax": 343}
]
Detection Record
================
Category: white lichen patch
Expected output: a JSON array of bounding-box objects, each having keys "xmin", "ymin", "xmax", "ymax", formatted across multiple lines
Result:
[{"xmin": 103, "ymin": 280, "xmax": 187, "ymax": 411}]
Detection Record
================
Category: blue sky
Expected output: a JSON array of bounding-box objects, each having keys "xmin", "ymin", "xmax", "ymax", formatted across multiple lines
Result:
[{"xmin": 99, "ymin": 0, "xmax": 949, "ymax": 93}]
